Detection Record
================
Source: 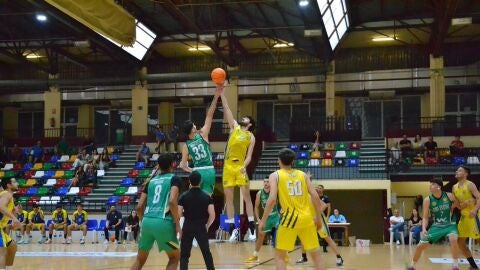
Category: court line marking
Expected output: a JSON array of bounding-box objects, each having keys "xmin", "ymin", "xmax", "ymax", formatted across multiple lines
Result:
[
  {"xmin": 16, "ymin": 251, "xmax": 137, "ymax": 257},
  {"xmin": 429, "ymin": 258, "xmax": 480, "ymax": 264}
]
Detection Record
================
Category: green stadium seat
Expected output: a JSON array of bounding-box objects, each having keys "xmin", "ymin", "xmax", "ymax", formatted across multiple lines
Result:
[
  {"xmin": 37, "ymin": 187, "xmax": 49, "ymax": 196},
  {"xmin": 64, "ymin": 170, "xmax": 75, "ymax": 179},
  {"xmin": 5, "ymin": 171, "xmax": 15, "ymax": 178},
  {"xmin": 295, "ymin": 160, "xmax": 308, "ymax": 168},
  {"xmin": 17, "ymin": 179, "xmax": 26, "ymax": 188},
  {"xmin": 347, "ymin": 151, "xmax": 360, "ymax": 159},
  {"xmin": 114, "ymin": 187, "xmax": 127, "ymax": 196},
  {"xmin": 42, "ymin": 163, "xmax": 54, "ymax": 170},
  {"xmin": 17, "ymin": 196, "xmax": 28, "ymax": 205},
  {"xmin": 335, "ymin": 143, "xmax": 348, "ymax": 150},
  {"xmin": 139, "ymin": 170, "xmax": 151, "ymax": 178}
]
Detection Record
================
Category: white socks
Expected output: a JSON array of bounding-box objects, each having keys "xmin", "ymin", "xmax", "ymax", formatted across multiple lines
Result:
[
  {"xmin": 226, "ymin": 218, "xmax": 234, "ymax": 224},
  {"xmin": 248, "ymin": 216, "xmax": 254, "ymax": 222}
]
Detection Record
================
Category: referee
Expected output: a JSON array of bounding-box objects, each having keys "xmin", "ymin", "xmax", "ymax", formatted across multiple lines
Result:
[{"xmin": 178, "ymin": 171, "xmax": 215, "ymax": 270}]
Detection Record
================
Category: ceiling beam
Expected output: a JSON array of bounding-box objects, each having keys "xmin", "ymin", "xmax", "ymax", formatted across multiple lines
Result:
[
  {"xmin": 0, "ymin": 49, "xmax": 50, "ymax": 73},
  {"xmin": 161, "ymin": 0, "xmax": 237, "ymax": 66},
  {"xmin": 429, "ymin": 0, "xmax": 459, "ymax": 56}
]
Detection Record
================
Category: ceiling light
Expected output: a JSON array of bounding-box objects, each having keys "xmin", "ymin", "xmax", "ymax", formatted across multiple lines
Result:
[
  {"xmin": 273, "ymin": 43, "xmax": 294, "ymax": 48},
  {"xmin": 299, "ymin": 0, "xmax": 309, "ymax": 7},
  {"xmin": 188, "ymin": 47, "xmax": 211, "ymax": 51},
  {"xmin": 36, "ymin": 14, "xmax": 47, "ymax": 22},
  {"xmin": 24, "ymin": 53, "xmax": 43, "ymax": 59},
  {"xmin": 372, "ymin": 37, "xmax": 394, "ymax": 42}
]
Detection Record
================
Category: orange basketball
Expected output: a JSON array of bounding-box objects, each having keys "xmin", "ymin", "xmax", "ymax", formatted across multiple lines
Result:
[
  {"xmin": 211, "ymin": 68, "xmax": 226, "ymax": 84},
  {"xmin": 110, "ymin": 236, "xmax": 116, "ymax": 242}
]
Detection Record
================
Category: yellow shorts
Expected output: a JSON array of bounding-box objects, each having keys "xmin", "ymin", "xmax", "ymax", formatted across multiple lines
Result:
[
  {"xmin": 317, "ymin": 215, "xmax": 330, "ymax": 239},
  {"xmin": 69, "ymin": 224, "xmax": 86, "ymax": 231},
  {"xmin": 458, "ymin": 215, "xmax": 480, "ymax": 239},
  {"xmin": 275, "ymin": 224, "xmax": 319, "ymax": 252},
  {"xmin": 0, "ymin": 229, "xmax": 12, "ymax": 248},
  {"xmin": 52, "ymin": 224, "xmax": 66, "ymax": 230},
  {"xmin": 222, "ymin": 161, "xmax": 249, "ymax": 188},
  {"xmin": 30, "ymin": 223, "xmax": 44, "ymax": 230}
]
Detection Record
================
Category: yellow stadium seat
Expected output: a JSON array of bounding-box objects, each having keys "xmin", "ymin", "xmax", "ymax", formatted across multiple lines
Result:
[
  {"xmin": 107, "ymin": 147, "xmax": 115, "ymax": 153},
  {"xmin": 0, "ymin": 172, "xmax": 4, "ymax": 178},
  {"xmin": 68, "ymin": 155, "xmax": 77, "ymax": 162},
  {"xmin": 54, "ymin": 171, "xmax": 64, "ymax": 178},
  {"xmin": 25, "ymin": 179, "xmax": 37, "ymax": 187},
  {"xmin": 33, "ymin": 163, "xmax": 43, "ymax": 170}
]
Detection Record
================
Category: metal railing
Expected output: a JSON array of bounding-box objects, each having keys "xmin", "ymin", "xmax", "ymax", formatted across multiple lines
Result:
[
  {"xmin": 3, "ymin": 128, "xmax": 94, "ymax": 140},
  {"xmin": 386, "ymin": 116, "xmax": 480, "ymax": 137},
  {"xmin": 290, "ymin": 116, "xmax": 362, "ymax": 142}
]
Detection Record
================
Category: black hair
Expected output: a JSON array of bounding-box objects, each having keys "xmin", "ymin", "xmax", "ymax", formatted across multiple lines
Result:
[
  {"xmin": 430, "ymin": 176, "xmax": 444, "ymax": 188},
  {"xmin": 77, "ymin": 203, "xmax": 83, "ymax": 208},
  {"xmin": 56, "ymin": 203, "xmax": 62, "ymax": 209},
  {"xmin": 1, "ymin": 178, "xmax": 13, "ymax": 190},
  {"xmin": 318, "ymin": 184, "xmax": 324, "ymax": 188},
  {"xmin": 182, "ymin": 120, "xmax": 194, "ymax": 135},
  {"xmin": 459, "ymin": 165, "xmax": 471, "ymax": 176},
  {"xmin": 189, "ymin": 171, "xmax": 202, "ymax": 186},
  {"xmin": 278, "ymin": 148, "xmax": 296, "ymax": 166},
  {"xmin": 157, "ymin": 153, "xmax": 174, "ymax": 171},
  {"xmin": 245, "ymin": 116, "xmax": 256, "ymax": 132}
]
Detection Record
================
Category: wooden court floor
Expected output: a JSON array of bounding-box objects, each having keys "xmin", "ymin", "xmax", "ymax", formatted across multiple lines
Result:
[{"xmin": 8, "ymin": 241, "xmax": 478, "ymax": 270}]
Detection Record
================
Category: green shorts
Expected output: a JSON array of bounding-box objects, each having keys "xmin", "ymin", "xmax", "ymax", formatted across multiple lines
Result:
[
  {"xmin": 138, "ymin": 217, "xmax": 179, "ymax": 253},
  {"xmin": 195, "ymin": 167, "xmax": 216, "ymax": 195},
  {"xmin": 420, "ymin": 223, "xmax": 458, "ymax": 244},
  {"xmin": 263, "ymin": 214, "xmax": 280, "ymax": 233}
]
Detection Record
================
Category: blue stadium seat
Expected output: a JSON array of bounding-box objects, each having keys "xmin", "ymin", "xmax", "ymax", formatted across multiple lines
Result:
[
  {"xmin": 288, "ymin": 144, "xmax": 299, "ymax": 151},
  {"xmin": 23, "ymin": 163, "xmax": 33, "ymax": 171},
  {"xmin": 347, "ymin": 159, "xmax": 359, "ymax": 167},
  {"xmin": 219, "ymin": 214, "xmax": 241, "ymax": 230},
  {"xmin": 55, "ymin": 187, "xmax": 68, "ymax": 196},
  {"xmin": 26, "ymin": 187, "xmax": 38, "ymax": 196},
  {"xmin": 134, "ymin": 162, "xmax": 145, "ymax": 170},
  {"xmin": 44, "ymin": 170, "xmax": 55, "ymax": 178},
  {"xmin": 112, "ymin": 154, "xmax": 119, "ymax": 161},
  {"xmin": 297, "ymin": 151, "xmax": 309, "ymax": 159},
  {"xmin": 106, "ymin": 196, "xmax": 119, "ymax": 205},
  {"xmin": 453, "ymin": 156, "xmax": 465, "ymax": 165},
  {"xmin": 87, "ymin": 220, "xmax": 98, "ymax": 231},
  {"xmin": 98, "ymin": 220, "xmax": 106, "ymax": 231},
  {"xmin": 120, "ymin": 178, "xmax": 134, "ymax": 187}
]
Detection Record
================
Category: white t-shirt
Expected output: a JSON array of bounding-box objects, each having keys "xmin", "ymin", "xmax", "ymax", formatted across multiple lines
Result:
[{"xmin": 390, "ymin": 215, "xmax": 404, "ymax": 224}]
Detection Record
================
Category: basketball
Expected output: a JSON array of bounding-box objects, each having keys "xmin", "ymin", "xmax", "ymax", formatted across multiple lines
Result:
[
  {"xmin": 110, "ymin": 236, "xmax": 115, "ymax": 242},
  {"xmin": 211, "ymin": 68, "xmax": 226, "ymax": 84}
]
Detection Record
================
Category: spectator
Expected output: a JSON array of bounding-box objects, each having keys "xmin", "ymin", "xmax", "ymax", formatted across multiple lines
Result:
[
  {"xmin": 328, "ymin": 209, "xmax": 347, "ymax": 245},
  {"xmin": 423, "ymin": 136, "xmax": 438, "ymax": 158},
  {"xmin": 26, "ymin": 204, "xmax": 47, "ymax": 244},
  {"xmin": 123, "ymin": 210, "xmax": 140, "ymax": 244},
  {"xmin": 412, "ymin": 134, "xmax": 423, "ymax": 152},
  {"xmin": 9, "ymin": 144, "xmax": 23, "ymax": 162},
  {"xmin": 136, "ymin": 142, "xmax": 150, "ymax": 164},
  {"xmin": 154, "ymin": 125, "xmax": 166, "ymax": 153},
  {"xmin": 450, "ymin": 135, "xmax": 465, "ymax": 156},
  {"xmin": 408, "ymin": 208, "xmax": 422, "ymax": 244},
  {"xmin": 104, "ymin": 205, "xmax": 122, "ymax": 244},
  {"xmin": 166, "ymin": 125, "xmax": 179, "ymax": 153},
  {"xmin": 84, "ymin": 141, "xmax": 96, "ymax": 157},
  {"xmin": 67, "ymin": 204, "xmax": 88, "ymax": 244},
  {"xmin": 56, "ymin": 136, "xmax": 69, "ymax": 155},
  {"xmin": 312, "ymin": 130, "xmax": 322, "ymax": 151},
  {"xmin": 84, "ymin": 161, "xmax": 98, "ymax": 188},
  {"xmin": 328, "ymin": 209, "xmax": 347, "ymax": 223},
  {"xmin": 389, "ymin": 209, "xmax": 405, "ymax": 245},
  {"xmin": 72, "ymin": 153, "xmax": 86, "ymax": 170},
  {"xmin": 28, "ymin": 140, "xmax": 44, "ymax": 163},
  {"xmin": 70, "ymin": 166, "xmax": 86, "ymax": 188},
  {"xmin": 399, "ymin": 135, "xmax": 412, "ymax": 160},
  {"xmin": 98, "ymin": 148, "xmax": 111, "ymax": 170}
]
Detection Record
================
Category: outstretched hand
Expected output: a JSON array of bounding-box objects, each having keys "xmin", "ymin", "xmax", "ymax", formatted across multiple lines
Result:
[{"xmin": 215, "ymin": 84, "xmax": 225, "ymax": 96}]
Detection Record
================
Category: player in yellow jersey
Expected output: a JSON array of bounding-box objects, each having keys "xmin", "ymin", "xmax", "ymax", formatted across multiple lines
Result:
[
  {"xmin": 219, "ymin": 87, "xmax": 257, "ymax": 241},
  {"xmin": 6, "ymin": 204, "xmax": 28, "ymax": 244},
  {"xmin": 260, "ymin": 148, "xmax": 326, "ymax": 270},
  {"xmin": 46, "ymin": 204, "xmax": 68, "ymax": 244},
  {"xmin": 67, "ymin": 204, "xmax": 88, "ymax": 244},
  {"xmin": 0, "ymin": 178, "xmax": 21, "ymax": 270},
  {"xmin": 452, "ymin": 166, "xmax": 480, "ymax": 270}
]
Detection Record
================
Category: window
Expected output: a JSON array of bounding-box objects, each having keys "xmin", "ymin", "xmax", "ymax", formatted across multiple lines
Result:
[
  {"xmin": 317, "ymin": 0, "xmax": 349, "ymax": 50},
  {"xmin": 445, "ymin": 94, "xmax": 458, "ymax": 112},
  {"xmin": 257, "ymin": 102, "xmax": 273, "ymax": 129},
  {"xmin": 459, "ymin": 93, "xmax": 477, "ymax": 112}
]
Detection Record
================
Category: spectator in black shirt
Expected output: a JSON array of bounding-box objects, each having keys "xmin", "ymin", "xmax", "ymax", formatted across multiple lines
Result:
[
  {"xmin": 178, "ymin": 171, "xmax": 215, "ymax": 270},
  {"xmin": 399, "ymin": 134, "xmax": 413, "ymax": 160},
  {"xmin": 423, "ymin": 136, "xmax": 438, "ymax": 158},
  {"xmin": 123, "ymin": 210, "xmax": 140, "ymax": 243},
  {"xmin": 104, "ymin": 205, "xmax": 122, "ymax": 244}
]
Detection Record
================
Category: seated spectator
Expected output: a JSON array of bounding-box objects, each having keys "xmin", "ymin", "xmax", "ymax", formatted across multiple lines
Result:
[
  {"xmin": 408, "ymin": 208, "xmax": 422, "ymax": 244},
  {"xmin": 98, "ymin": 149, "xmax": 111, "ymax": 170},
  {"xmin": 123, "ymin": 210, "xmax": 140, "ymax": 244},
  {"xmin": 29, "ymin": 140, "xmax": 44, "ymax": 163},
  {"xmin": 423, "ymin": 136, "xmax": 438, "ymax": 158},
  {"xmin": 389, "ymin": 209, "xmax": 405, "ymax": 245},
  {"xmin": 450, "ymin": 135, "xmax": 465, "ymax": 156},
  {"xmin": 389, "ymin": 143, "xmax": 401, "ymax": 166},
  {"xmin": 412, "ymin": 134, "xmax": 423, "ymax": 153},
  {"xmin": 104, "ymin": 205, "xmax": 122, "ymax": 244},
  {"xmin": 399, "ymin": 135, "xmax": 413, "ymax": 159},
  {"xmin": 46, "ymin": 204, "xmax": 68, "ymax": 244},
  {"xmin": 136, "ymin": 142, "xmax": 150, "ymax": 163},
  {"xmin": 328, "ymin": 209, "xmax": 347, "ymax": 245},
  {"xmin": 67, "ymin": 204, "xmax": 88, "ymax": 244},
  {"xmin": 56, "ymin": 136, "xmax": 69, "ymax": 155},
  {"xmin": 70, "ymin": 166, "xmax": 86, "ymax": 188},
  {"xmin": 84, "ymin": 161, "xmax": 98, "ymax": 188},
  {"xmin": 26, "ymin": 204, "xmax": 47, "ymax": 244},
  {"xmin": 9, "ymin": 144, "xmax": 24, "ymax": 162},
  {"xmin": 72, "ymin": 153, "xmax": 86, "ymax": 170},
  {"xmin": 166, "ymin": 125, "xmax": 179, "ymax": 153},
  {"xmin": 84, "ymin": 142, "xmax": 96, "ymax": 157},
  {"xmin": 154, "ymin": 125, "xmax": 166, "ymax": 153},
  {"xmin": 312, "ymin": 130, "xmax": 322, "ymax": 151}
]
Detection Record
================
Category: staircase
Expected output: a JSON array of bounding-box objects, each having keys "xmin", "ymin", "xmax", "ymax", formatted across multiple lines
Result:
[
  {"xmin": 359, "ymin": 139, "xmax": 387, "ymax": 176},
  {"xmin": 253, "ymin": 142, "xmax": 288, "ymax": 180},
  {"xmin": 84, "ymin": 146, "xmax": 138, "ymax": 207}
]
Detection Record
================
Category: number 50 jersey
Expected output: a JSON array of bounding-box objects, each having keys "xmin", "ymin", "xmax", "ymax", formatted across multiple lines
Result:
[
  {"xmin": 186, "ymin": 133, "xmax": 213, "ymax": 167},
  {"xmin": 277, "ymin": 169, "xmax": 315, "ymax": 229}
]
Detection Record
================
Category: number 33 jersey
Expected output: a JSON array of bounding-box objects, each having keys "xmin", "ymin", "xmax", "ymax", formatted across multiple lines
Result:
[
  {"xmin": 276, "ymin": 169, "xmax": 315, "ymax": 229},
  {"xmin": 186, "ymin": 133, "xmax": 213, "ymax": 167}
]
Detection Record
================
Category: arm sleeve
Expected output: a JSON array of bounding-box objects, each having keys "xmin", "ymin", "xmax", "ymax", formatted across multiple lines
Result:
[
  {"xmin": 171, "ymin": 176, "xmax": 182, "ymax": 189},
  {"xmin": 208, "ymin": 196, "xmax": 214, "ymax": 205},
  {"xmin": 178, "ymin": 193, "xmax": 185, "ymax": 206},
  {"xmin": 328, "ymin": 215, "xmax": 334, "ymax": 223},
  {"xmin": 323, "ymin": 195, "xmax": 331, "ymax": 204}
]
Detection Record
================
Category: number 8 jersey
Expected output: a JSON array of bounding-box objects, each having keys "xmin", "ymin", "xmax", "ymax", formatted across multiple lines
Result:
[
  {"xmin": 144, "ymin": 173, "xmax": 182, "ymax": 220},
  {"xmin": 277, "ymin": 169, "xmax": 315, "ymax": 229},
  {"xmin": 186, "ymin": 134, "xmax": 213, "ymax": 167}
]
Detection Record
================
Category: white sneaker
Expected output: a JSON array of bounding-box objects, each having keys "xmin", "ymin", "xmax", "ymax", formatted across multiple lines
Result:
[
  {"xmin": 66, "ymin": 239, "xmax": 72, "ymax": 244},
  {"xmin": 24, "ymin": 238, "xmax": 30, "ymax": 244},
  {"xmin": 229, "ymin": 229, "xmax": 239, "ymax": 242},
  {"xmin": 45, "ymin": 239, "xmax": 52, "ymax": 244},
  {"xmin": 80, "ymin": 238, "xmax": 85, "ymax": 244},
  {"xmin": 17, "ymin": 238, "xmax": 24, "ymax": 244},
  {"xmin": 103, "ymin": 239, "xmax": 109, "ymax": 245},
  {"xmin": 396, "ymin": 240, "xmax": 400, "ymax": 245},
  {"xmin": 37, "ymin": 238, "xmax": 44, "ymax": 244},
  {"xmin": 192, "ymin": 238, "xmax": 198, "ymax": 247},
  {"xmin": 247, "ymin": 231, "xmax": 256, "ymax": 242}
]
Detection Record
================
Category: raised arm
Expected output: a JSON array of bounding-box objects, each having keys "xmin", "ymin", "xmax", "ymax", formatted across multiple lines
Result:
[
  {"xmin": 220, "ymin": 92, "xmax": 238, "ymax": 130},
  {"xmin": 180, "ymin": 144, "xmax": 193, "ymax": 173},
  {"xmin": 200, "ymin": 86, "xmax": 222, "ymax": 140}
]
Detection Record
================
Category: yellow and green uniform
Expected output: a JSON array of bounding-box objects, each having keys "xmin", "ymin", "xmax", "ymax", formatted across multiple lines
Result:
[
  {"xmin": 0, "ymin": 191, "xmax": 14, "ymax": 247},
  {"xmin": 139, "ymin": 173, "xmax": 181, "ymax": 252},
  {"xmin": 275, "ymin": 169, "xmax": 318, "ymax": 251},
  {"xmin": 17, "ymin": 210, "xmax": 28, "ymax": 225},
  {"xmin": 28, "ymin": 209, "xmax": 45, "ymax": 230},
  {"xmin": 453, "ymin": 180, "xmax": 480, "ymax": 238},
  {"xmin": 72, "ymin": 210, "xmax": 88, "ymax": 227},
  {"xmin": 186, "ymin": 133, "xmax": 216, "ymax": 195},
  {"xmin": 52, "ymin": 209, "xmax": 68, "ymax": 229},
  {"xmin": 420, "ymin": 192, "xmax": 458, "ymax": 243},
  {"xmin": 223, "ymin": 125, "xmax": 252, "ymax": 187},
  {"xmin": 259, "ymin": 189, "xmax": 280, "ymax": 232}
]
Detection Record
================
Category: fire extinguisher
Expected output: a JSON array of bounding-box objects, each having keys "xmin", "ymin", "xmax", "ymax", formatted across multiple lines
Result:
[{"xmin": 50, "ymin": 117, "xmax": 56, "ymax": 128}]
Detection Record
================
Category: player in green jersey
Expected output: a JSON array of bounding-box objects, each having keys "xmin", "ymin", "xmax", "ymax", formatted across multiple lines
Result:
[
  {"xmin": 131, "ymin": 154, "xmax": 182, "ymax": 270},
  {"xmin": 408, "ymin": 177, "xmax": 460, "ymax": 270},
  {"xmin": 180, "ymin": 85, "xmax": 222, "ymax": 195},
  {"xmin": 245, "ymin": 178, "xmax": 280, "ymax": 263}
]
